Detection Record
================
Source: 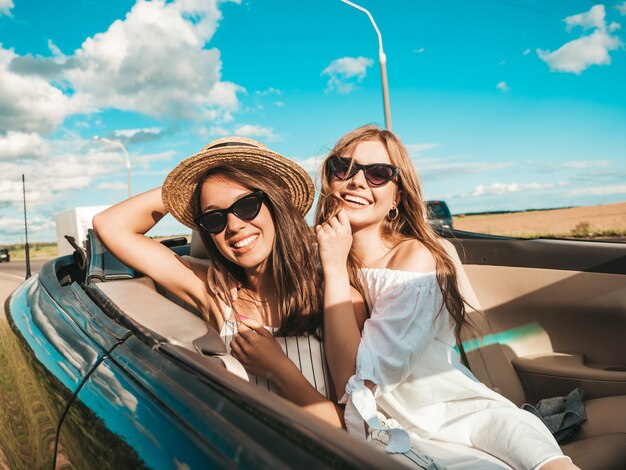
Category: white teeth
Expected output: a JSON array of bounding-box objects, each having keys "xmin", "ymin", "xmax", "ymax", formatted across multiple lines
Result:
[
  {"xmin": 233, "ymin": 235, "xmax": 258, "ymax": 248},
  {"xmin": 344, "ymin": 194, "xmax": 369, "ymax": 205}
]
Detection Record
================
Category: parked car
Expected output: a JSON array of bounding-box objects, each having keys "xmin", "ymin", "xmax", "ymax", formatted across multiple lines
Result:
[
  {"xmin": 0, "ymin": 248, "xmax": 10, "ymax": 262},
  {"xmin": 2, "ymin": 229, "xmax": 625, "ymax": 469},
  {"xmin": 426, "ymin": 200, "xmax": 453, "ymax": 229}
]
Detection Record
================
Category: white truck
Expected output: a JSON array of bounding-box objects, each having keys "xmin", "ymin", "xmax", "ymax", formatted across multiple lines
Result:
[{"xmin": 55, "ymin": 206, "xmax": 111, "ymax": 256}]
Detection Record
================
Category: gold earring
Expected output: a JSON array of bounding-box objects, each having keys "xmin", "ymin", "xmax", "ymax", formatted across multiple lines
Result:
[{"xmin": 387, "ymin": 207, "xmax": 399, "ymax": 221}]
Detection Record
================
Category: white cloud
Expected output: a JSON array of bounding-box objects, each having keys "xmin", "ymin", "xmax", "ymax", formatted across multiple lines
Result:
[
  {"xmin": 416, "ymin": 160, "xmax": 513, "ymax": 179},
  {"xmin": 65, "ymin": 0, "xmax": 243, "ymax": 119},
  {"xmin": 295, "ymin": 155, "xmax": 325, "ymax": 173},
  {"xmin": 555, "ymin": 160, "xmax": 611, "ymax": 169},
  {"xmin": 496, "ymin": 81, "xmax": 510, "ymax": 92},
  {"xmin": 0, "ymin": 0, "xmax": 15, "ymax": 16},
  {"xmin": 113, "ymin": 127, "xmax": 162, "ymax": 139},
  {"xmin": 565, "ymin": 5, "xmax": 607, "ymax": 31},
  {"xmin": 321, "ymin": 56, "xmax": 373, "ymax": 94},
  {"xmin": 0, "ymin": 216, "xmax": 54, "ymax": 235},
  {"xmin": 0, "ymin": 46, "xmax": 72, "ymax": 134},
  {"xmin": 405, "ymin": 143, "xmax": 440, "ymax": 155},
  {"xmin": 413, "ymin": 48, "xmax": 425, "ymax": 54},
  {"xmin": 568, "ymin": 184, "xmax": 626, "ymax": 196},
  {"xmin": 110, "ymin": 126, "xmax": 177, "ymax": 145},
  {"xmin": 208, "ymin": 126, "xmax": 229, "ymax": 136},
  {"xmin": 1, "ymin": 0, "xmax": 244, "ymax": 136},
  {"xmin": 234, "ymin": 124, "xmax": 277, "ymax": 141},
  {"xmin": 255, "ymin": 87, "xmax": 282, "ymax": 96},
  {"xmin": 617, "ymin": 2, "xmax": 626, "ymax": 15},
  {"xmin": 523, "ymin": 48, "xmax": 531, "ymax": 55},
  {"xmin": 0, "ymin": 137, "xmax": 159, "ymax": 210},
  {"xmin": 472, "ymin": 182, "xmax": 559, "ymax": 197},
  {"xmin": 133, "ymin": 150, "xmax": 176, "ymax": 168},
  {"xmin": 537, "ymin": 5, "xmax": 622, "ymax": 74},
  {"xmin": 0, "ymin": 0, "xmax": 13, "ymax": 16},
  {"xmin": 0, "ymin": 131, "xmax": 50, "ymax": 160}
]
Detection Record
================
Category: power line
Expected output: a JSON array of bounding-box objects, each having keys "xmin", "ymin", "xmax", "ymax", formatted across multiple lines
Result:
[
  {"xmin": 579, "ymin": 0, "xmax": 622, "ymax": 11},
  {"xmin": 488, "ymin": 0, "xmax": 562, "ymax": 19},
  {"xmin": 489, "ymin": 0, "xmax": 626, "ymax": 40}
]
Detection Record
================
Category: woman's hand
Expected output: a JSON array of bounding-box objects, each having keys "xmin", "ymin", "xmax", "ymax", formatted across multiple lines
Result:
[
  {"xmin": 315, "ymin": 209, "xmax": 353, "ymax": 276},
  {"xmin": 230, "ymin": 318, "xmax": 289, "ymax": 379}
]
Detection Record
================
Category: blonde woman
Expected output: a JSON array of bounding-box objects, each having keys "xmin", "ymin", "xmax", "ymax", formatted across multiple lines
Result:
[{"xmin": 315, "ymin": 125, "xmax": 577, "ymax": 469}]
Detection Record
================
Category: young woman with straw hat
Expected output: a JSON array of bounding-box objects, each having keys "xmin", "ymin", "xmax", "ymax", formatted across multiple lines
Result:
[
  {"xmin": 94, "ymin": 137, "xmax": 363, "ymax": 427},
  {"xmin": 315, "ymin": 125, "xmax": 578, "ymax": 469}
]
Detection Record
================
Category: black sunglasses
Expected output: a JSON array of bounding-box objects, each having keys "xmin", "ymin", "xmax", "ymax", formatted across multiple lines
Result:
[
  {"xmin": 327, "ymin": 156, "xmax": 400, "ymax": 186},
  {"xmin": 195, "ymin": 190, "xmax": 266, "ymax": 234}
]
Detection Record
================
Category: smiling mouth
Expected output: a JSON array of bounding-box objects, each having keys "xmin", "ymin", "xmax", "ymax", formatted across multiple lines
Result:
[
  {"xmin": 342, "ymin": 194, "xmax": 371, "ymax": 207},
  {"xmin": 231, "ymin": 234, "xmax": 258, "ymax": 249}
]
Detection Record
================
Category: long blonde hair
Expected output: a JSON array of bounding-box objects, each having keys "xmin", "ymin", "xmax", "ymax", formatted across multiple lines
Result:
[{"xmin": 314, "ymin": 125, "xmax": 469, "ymax": 341}]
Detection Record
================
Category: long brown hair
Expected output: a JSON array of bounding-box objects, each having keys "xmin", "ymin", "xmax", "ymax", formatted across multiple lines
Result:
[
  {"xmin": 314, "ymin": 124, "xmax": 469, "ymax": 342},
  {"xmin": 193, "ymin": 164, "xmax": 322, "ymax": 336}
]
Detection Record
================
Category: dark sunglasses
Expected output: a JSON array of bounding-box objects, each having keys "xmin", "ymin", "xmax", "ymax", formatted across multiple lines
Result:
[
  {"xmin": 195, "ymin": 190, "xmax": 266, "ymax": 234},
  {"xmin": 327, "ymin": 155, "xmax": 400, "ymax": 186}
]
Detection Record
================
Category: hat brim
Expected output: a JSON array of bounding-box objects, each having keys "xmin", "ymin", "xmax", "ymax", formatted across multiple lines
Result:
[{"xmin": 162, "ymin": 143, "xmax": 314, "ymax": 229}]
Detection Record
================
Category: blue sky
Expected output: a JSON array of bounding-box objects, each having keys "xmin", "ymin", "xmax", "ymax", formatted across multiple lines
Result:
[{"xmin": 1, "ymin": 0, "xmax": 625, "ymax": 243}]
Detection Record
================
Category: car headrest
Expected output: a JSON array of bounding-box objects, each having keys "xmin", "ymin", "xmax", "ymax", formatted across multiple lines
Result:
[{"xmin": 190, "ymin": 230, "xmax": 209, "ymax": 258}]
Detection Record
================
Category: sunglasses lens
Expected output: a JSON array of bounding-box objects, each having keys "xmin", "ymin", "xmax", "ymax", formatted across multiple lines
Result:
[
  {"xmin": 199, "ymin": 212, "xmax": 227, "ymax": 234},
  {"xmin": 330, "ymin": 157, "xmax": 353, "ymax": 180},
  {"xmin": 233, "ymin": 193, "xmax": 263, "ymax": 220},
  {"xmin": 196, "ymin": 192, "xmax": 264, "ymax": 234},
  {"xmin": 366, "ymin": 165, "xmax": 395, "ymax": 185}
]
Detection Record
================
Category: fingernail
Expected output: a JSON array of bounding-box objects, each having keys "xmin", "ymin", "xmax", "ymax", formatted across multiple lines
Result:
[{"xmin": 238, "ymin": 316, "xmax": 248, "ymax": 321}]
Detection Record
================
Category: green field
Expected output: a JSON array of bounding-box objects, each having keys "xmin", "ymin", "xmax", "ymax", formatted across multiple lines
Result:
[{"xmin": 0, "ymin": 243, "xmax": 58, "ymax": 260}]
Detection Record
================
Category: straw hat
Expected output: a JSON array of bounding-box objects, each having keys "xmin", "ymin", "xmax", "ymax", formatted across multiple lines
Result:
[{"xmin": 162, "ymin": 136, "xmax": 314, "ymax": 229}]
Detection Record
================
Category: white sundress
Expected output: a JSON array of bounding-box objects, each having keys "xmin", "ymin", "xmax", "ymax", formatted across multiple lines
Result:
[
  {"xmin": 342, "ymin": 268, "xmax": 568, "ymax": 470},
  {"xmin": 219, "ymin": 307, "xmax": 332, "ymax": 399}
]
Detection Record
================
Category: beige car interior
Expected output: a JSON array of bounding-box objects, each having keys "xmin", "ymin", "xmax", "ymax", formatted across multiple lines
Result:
[
  {"xmin": 94, "ymin": 233, "xmax": 625, "ymax": 469},
  {"xmin": 443, "ymin": 240, "xmax": 626, "ymax": 470}
]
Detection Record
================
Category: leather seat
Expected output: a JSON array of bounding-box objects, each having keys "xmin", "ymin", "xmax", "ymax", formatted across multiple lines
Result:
[{"xmin": 442, "ymin": 239, "xmax": 626, "ymax": 470}]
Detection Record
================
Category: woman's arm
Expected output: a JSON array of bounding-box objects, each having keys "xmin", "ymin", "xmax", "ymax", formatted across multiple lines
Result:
[
  {"xmin": 92, "ymin": 188, "xmax": 212, "ymax": 325},
  {"xmin": 316, "ymin": 210, "xmax": 367, "ymax": 399},
  {"xmin": 231, "ymin": 318, "xmax": 345, "ymax": 428}
]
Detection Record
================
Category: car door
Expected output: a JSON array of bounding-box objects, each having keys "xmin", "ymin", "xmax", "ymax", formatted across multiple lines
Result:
[
  {"xmin": 1, "ymin": 256, "xmax": 128, "ymax": 469},
  {"xmin": 450, "ymin": 235, "xmax": 626, "ymax": 403}
]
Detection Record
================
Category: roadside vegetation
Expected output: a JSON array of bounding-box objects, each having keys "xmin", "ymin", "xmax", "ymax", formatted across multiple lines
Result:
[
  {"xmin": 455, "ymin": 223, "xmax": 626, "ymax": 240},
  {"xmin": 0, "ymin": 243, "xmax": 58, "ymax": 259}
]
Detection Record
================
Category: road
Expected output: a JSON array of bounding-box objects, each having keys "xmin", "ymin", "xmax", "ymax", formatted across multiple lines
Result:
[
  {"xmin": 0, "ymin": 258, "xmax": 49, "ymax": 280},
  {"xmin": 0, "ymin": 258, "xmax": 49, "ymax": 319}
]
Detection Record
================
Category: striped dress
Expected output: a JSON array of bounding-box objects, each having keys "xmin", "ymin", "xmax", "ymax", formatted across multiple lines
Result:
[{"xmin": 219, "ymin": 307, "xmax": 331, "ymax": 399}]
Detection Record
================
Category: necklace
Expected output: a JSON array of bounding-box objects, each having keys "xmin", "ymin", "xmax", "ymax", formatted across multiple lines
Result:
[{"xmin": 234, "ymin": 288, "xmax": 279, "ymax": 326}]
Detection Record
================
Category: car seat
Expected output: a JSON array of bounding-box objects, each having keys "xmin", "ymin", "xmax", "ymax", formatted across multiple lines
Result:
[{"xmin": 442, "ymin": 239, "xmax": 626, "ymax": 470}]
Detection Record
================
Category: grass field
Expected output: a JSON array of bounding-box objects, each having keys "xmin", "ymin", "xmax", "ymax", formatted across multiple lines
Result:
[
  {"xmin": 0, "ymin": 236, "xmax": 190, "ymax": 260},
  {"xmin": 0, "ymin": 243, "xmax": 58, "ymax": 260},
  {"xmin": 453, "ymin": 201, "xmax": 626, "ymax": 239}
]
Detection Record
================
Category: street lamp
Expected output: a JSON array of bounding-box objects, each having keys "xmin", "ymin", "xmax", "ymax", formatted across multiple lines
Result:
[
  {"xmin": 340, "ymin": 0, "xmax": 392, "ymax": 130},
  {"xmin": 93, "ymin": 136, "xmax": 132, "ymax": 198}
]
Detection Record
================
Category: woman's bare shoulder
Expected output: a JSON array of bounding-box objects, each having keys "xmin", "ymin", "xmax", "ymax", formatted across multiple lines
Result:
[{"xmin": 387, "ymin": 239, "xmax": 436, "ymax": 273}]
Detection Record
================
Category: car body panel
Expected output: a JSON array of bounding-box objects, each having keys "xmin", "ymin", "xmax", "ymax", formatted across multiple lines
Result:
[
  {"xmin": 2, "ymin": 255, "xmax": 401, "ymax": 469},
  {"xmin": 3, "ymin": 275, "xmax": 106, "ymax": 468}
]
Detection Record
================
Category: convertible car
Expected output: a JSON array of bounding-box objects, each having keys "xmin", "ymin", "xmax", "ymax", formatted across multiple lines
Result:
[{"xmin": 1, "ymin": 228, "xmax": 625, "ymax": 469}]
